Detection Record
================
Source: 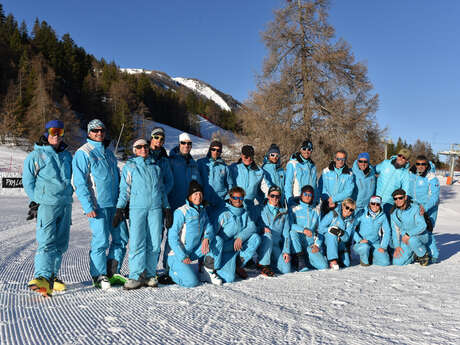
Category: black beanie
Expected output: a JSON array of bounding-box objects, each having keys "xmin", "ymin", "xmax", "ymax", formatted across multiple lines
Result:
[
  {"xmin": 241, "ymin": 145, "xmax": 254, "ymax": 157},
  {"xmin": 188, "ymin": 180, "xmax": 203, "ymax": 198},
  {"xmin": 267, "ymin": 144, "xmax": 280, "ymax": 156},
  {"xmin": 210, "ymin": 140, "xmax": 223, "ymax": 149}
]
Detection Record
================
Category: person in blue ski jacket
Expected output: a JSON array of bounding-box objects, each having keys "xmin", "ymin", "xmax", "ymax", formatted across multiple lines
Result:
[
  {"xmin": 229, "ymin": 145, "xmax": 264, "ymax": 213},
  {"xmin": 256, "ymin": 186, "xmax": 291, "ymax": 276},
  {"xmin": 72, "ymin": 119, "xmax": 128, "ymax": 289},
  {"xmin": 197, "ymin": 140, "xmax": 233, "ymax": 213},
  {"xmin": 167, "ymin": 181, "xmax": 223, "ymax": 287},
  {"xmin": 375, "ymin": 149, "xmax": 411, "ymax": 213},
  {"xmin": 284, "ymin": 139, "xmax": 318, "ymax": 206},
  {"xmin": 391, "ymin": 189, "xmax": 431, "ymax": 266},
  {"xmin": 113, "ymin": 139, "xmax": 171, "ymax": 289},
  {"xmin": 261, "ymin": 144, "xmax": 285, "ymax": 202},
  {"xmin": 149, "ymin": 126, "xmax": 174, "ymax": 285},
  {"xmin": 318, "ymin": 150, "xmax": 354, "ymax": 216},
  {"xmin": 168, "ymin": 132, "xmax": 202, "ymax": 211},
  {"xmin": 351, "ymin": 152, "xmax": 376, "ymax": 214},
  {"xmin": 289, "ymin": 185, "xmax": 328, "ymax": 272},
  {"xmin": 23, "ymin": 120, "xmax": 73, "ymax": 297},
  {"xmin": 210, "ymin": 187, "xmax": 261, "ymax": 283},
  {"xmin": 352, "ymin": 196, "xmax": 391, "ymax": 266},
  {"xmin": 407, "ymin": 156, "xmax": 440, "ymax": 262},
  {"xmin": 318, "ymin": 198, "xmax": 357, "ymax": 270}
]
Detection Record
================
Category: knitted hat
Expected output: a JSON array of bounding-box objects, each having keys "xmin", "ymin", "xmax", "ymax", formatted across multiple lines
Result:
[
  {"xmin": 44, "ymin": 120, "xmax": 64, "ymax": 138},
  {"xmin": 267, "ymin": 144, "xmax": 280, "ymax": 156},
  {"xmin": 188, "ymin": 180, "xmax": 203, "ymax": 198},
  {"xmin": 357, "ymin": 152, "xmax": 370, "ymax": 161},
  {"xmin": 132, "ymin": 139, "xmax": 148, "ymax": 152},
  {"xmin": 268, "ymin": 185, "xmax": 282, "ymax": 195},
  {"xmin": 87, "ymin": 119, "xmax": 105, "ymax": 134},
  {"xmin": 151, "ymin": 127, "xmax": 165, "ymax": 137},
  {"xmin": 179, "ymin": 132, "xmax": 192, "ymax": 142},
  {"xmin": 398, "ymin": 148, "xmax": 411, "ymax": 160},
  {"xmin": 301, "ymin": 139, "xmax": 313, "ymax": 151},
  {"xmin": 210, "ymin": 140, "xmax": 223, "ymax": 149},
  {"xmin": 241, "ymin": 145, "xmax": 254, "ymax": 157},
  {"xmin": 369, "ymin": 195, "xmax": 382, "ymax": 204}
]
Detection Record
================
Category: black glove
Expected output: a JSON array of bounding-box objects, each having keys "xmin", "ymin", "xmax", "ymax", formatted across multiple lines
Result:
[
  {"xmin": 112, "ymin": 208, "xmax": 125, "ymax": 228},
  {"xmin": 26, "ymin": 202, "xmax": 39, "ymax": 220},
  {"xmin": 163, "ymin": 208, "xmax": 173, "ymax": 229},
  {"xmin": 123, "ymin": 202, "xmax": 130, "ymax": 220},
  {"xmin": 328, "ymin": 226, "xmax": 345, "ymax": 237}
]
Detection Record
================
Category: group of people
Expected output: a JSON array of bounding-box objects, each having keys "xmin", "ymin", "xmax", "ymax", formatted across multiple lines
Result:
[{"xmin": 22, "ymin": 118, "xmax": 440, "ymax": 296}]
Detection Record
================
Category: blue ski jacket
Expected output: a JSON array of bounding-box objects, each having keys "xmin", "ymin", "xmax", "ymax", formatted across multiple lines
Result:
[
  {"xmin": 261, "ymin": 155, "xmax": 285, "ymax": 199},
  {"xmin": 258, "ymin": 203, "xmax": 291, "ymax": 254},
  {"xmin": 289, "ymin": 200, "xmax": 323, "ymax": 247},
  {"xmin": 23, "ymin": 138, "xmax": 73, "ymax": 205},
  {"xmin": 284, "ymin": 153, "xmax": 317, "ymax": 205},
  {"xmin": 229, "ymin": 160, "xmax": 264, "ymax": 204},
  {"xmin": 351, "ymin": 160, "xmax": 376, "ymax": 211},
  {"xmin": 150, "ymin": 147, "xmax": 174, "ymax": 195},
  {"xmin": 318, "ymin": 204, "xmax": 356, "ymax": 244},
  {"xmin": 72, "ymin": 139, "xmax": 120, "ymax": 213},
  {"xmin": 197, "ymin": 154, "xmax": 233, "ymax": 206},
  {"xmin": 318, "ymin": 162, "xmax": 354, "ymax": 204},
  {"xmin": 375, "ymin": 156, "xmax": 410, "ymax": 204},
  {"xmin": 214, "ymin": 203, "xmax": 258, "ymax": 243},
  {"xmin": 116, "ymin": 155, "xmax": 169, "ymax": 210},
  {"xmin": 391, "ymin": 201, "xmax": 427, "ymax": 247},
  {"xmin": 353, "ymin": 206, "xmax": 391, "ymax": 249}
]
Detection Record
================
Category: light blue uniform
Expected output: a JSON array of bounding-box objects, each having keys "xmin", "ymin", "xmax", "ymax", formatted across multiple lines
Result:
[
  {"xmin": 391, "ymin": 201, "xmax": 429, "ymax": 266},
  {"xmin": 151, "ymin": 147, "xmax": 174, "ymax": 195},
  {"xmin": 229, "ymin": 161, "xmax": 264, "ymax": 210},
  {"xmin": 375, "ymin": 156, "xmax": 410, "ymax": 207},
  {"xmin": 257, "ymin": 203, "xmax": 291, "ymax": 274},
  {"xmin": 284, "ymin": 153, "xmax": 318, "ymax": 206},
  {"xmin": 197, "ymin": 154, "xmax": 233, "ymax": 210},
  {"xmin": 318, "ymin": 205, "xmax": 355, "ymax": 267},
  {"xmin": 72, "ymin": 139, "xmax": 128, "ymax": 278},
  {"xmin": 407, "ymin": 162, "xmax": 440, "ymax": 260},
  {"xmin": 117, "ymin": 155, "xmax": 169, "ymax": 280},
  {"xmin": 318, "ymin": 162, "xmax": 354, "ymax": 206},
  {"xmin": 351, "ymin": 160, "xmax": 376, "ymax": 213},
  {"xmin": 289, "ymin": 201, "xmax": 328, "ymax": 270},
  {"xmin": 167, "ymin": 201, "xmax": 214, "ymax": 287},
  {"xmin": 261, "ymin": 156, "xmax": 285, "ymax": 201},
  {"xmin": 211, "ymin": 203, "xmax": 261, "ymax": 283},
  {"xmin": 353, "ymin": 207, "xmax": 391, "ymax": 266},
  {"xmin": 23, "ymin": 139, "xmax": 73, "ymax": 280},
  {"xmin": 168, "ymin": 146, "xmax": 201, "ymax": 211}
]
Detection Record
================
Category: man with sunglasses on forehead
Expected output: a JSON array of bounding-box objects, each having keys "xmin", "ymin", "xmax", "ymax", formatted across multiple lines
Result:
[
  {"xmin": 197, "ymin": 140, "xmax": 233, "ymax": 214},
  {"xmin": 261, "ymin": 144, "xmax": 285, "ymax": 202},
  {"xmin": 390, "ymin": 189, "xmax": 431, "ymax": 266},
  {"xmin": 318, "ymin": 150, "xmax": 354, "ymax": 217},
  {"xmin": 73, "ymin": 119, "xmax": 128, "ymax": 289},
  {"xmin": 285, "ymin": 139, "xmax": 318, "ymax": 206},
  {"xmin": 407, "ymin": 155, "xmax": 440, "ymax": 263},
  {"xmin": 351, "ymin": 152, "xmax": 376, "ymax": 215},
  {"xmin": 23, "ymin": 119, "xmax": 74, "ymax": 297},
  {"xmin": 375, "ymin": 148, "xmax": 411, "ymax": 214}
]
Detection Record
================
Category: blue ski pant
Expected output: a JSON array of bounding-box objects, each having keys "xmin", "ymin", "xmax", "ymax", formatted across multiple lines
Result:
[
  {"xmin": 323, "ymin": 233, "xmax": 351, "ymax": 267},
  {"xmin": 88, "ymin": 207, "xmax": 126, "ymax": 278},
  {"xmin": 393, "ymin": 232, "xmax": 429, "ymax": 266},
  {"xmin": 34, "ymin": 204, "xmax": 71, "ymax": 279},
  {"xmin": 167, "ymin": 246, "xmax": 205, "ymax": 288},
  {"xmin": 428, "ymin": 232, "xmax": 439, "ymax": 260},
  {"xmin": 353, "ymin": 241, "xmax": 390, "ymax": 266},
  {"xmin": 128, "ymin": 207, "xmax": 163, "ymax": 280},
  {"xmin": 258, "ymin": 232, "xmax": 291, "ymax": 274},
  {"xmin": 213, "ymin": 233, "xmax": 261, "ymax": 283},
  {"xmin": 290, "ymin": 231, "xmax": 328, "ymax": 270}
]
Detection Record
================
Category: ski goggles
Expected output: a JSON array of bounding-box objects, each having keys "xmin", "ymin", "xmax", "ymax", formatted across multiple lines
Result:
[
  {"xmin": 302, "ymin": 192, "xmax": 313, "ymax": 197},
  {"xmin": 48, "ymin": 127, "xmax": 65, "ymax": 137}
]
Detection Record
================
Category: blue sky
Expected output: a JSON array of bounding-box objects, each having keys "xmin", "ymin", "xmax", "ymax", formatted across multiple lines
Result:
[{"xmin": 3, "ymin": 0, "xmax": 459, "ymax": 156}]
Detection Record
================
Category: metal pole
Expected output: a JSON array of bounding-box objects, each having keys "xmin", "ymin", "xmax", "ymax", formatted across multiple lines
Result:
[{"xmin": 115, "ymin": 123, "xmax": 125, "ymax": 154}]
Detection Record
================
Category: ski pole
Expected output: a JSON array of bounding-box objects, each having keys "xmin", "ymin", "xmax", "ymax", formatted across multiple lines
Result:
[{"xmin": 114, "ymin": 123, "xmax": 125, "ymax": 154}]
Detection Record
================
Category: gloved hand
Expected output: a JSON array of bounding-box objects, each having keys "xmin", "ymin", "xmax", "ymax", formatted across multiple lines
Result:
[
  {"xmin": 112, "ymin": 208, "xmax": 125, "ymax": 228},
  {"xmin": 26, "ymin": 202, "xmax": 39, "ymax": 220},
  {"xmin": 163, "ymin": 208, "xmax": 173, "ymax": 228},
  {"xmin": 328, "ymin": 226, "xmax": 345, "ymax": 237}
]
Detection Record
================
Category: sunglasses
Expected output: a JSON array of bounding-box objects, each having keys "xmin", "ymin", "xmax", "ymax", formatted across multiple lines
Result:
[
  {"xmin": 302, "ymin": 192, "xmax": 313, "ymax": 197},
  {"xmin": 300, "ymin": 146, "xmax": 312, "ymax": 152},
  {"xmin": 48, "ymin": 127, "xmax": 64, "ymax": 137},
  {"xmin": 416, "ymin": 162, "xmax": 427, "ymax": 166},
  {"xmin": 90, "ymin": 128, "xmax": 105, "ymax": 134},
  {"xmin": 335, "ymin": 157, "xmax": 346, "ymax": 162},
  {"xmin": 269, "ymin": 153, "xmax": 279, "ymax": 158},
  {"xmin": 397, "ymin": 154, "xmax": 407, "ymax": 160},
  {"xmin": 210, "ymin": 148, "xmax": 222, "ymax": 153},
  {"xmin": 358, "ymin": 160, "xmax": 368, "ymax": 164},
  {"xmin": 369, "ymin": 202, "xmax": 381, "ymax": 206},
  {"xmin": 152, "ymin": 135, "xmax": 164, "ymax": 141},
  {"xmin": 269, "ymin": 194, "xmax": 281, "ymax": 199},
  {"xmin": 343, "ymin": 205, "xmax": 355, "ymax": 212},
  {"xmin": 242, "ymin": 155, "xmax": 253, "ymax": 160},
  {"xmin": 180, "ymin": 141, "xmax": 192, "ymax": 146},
  {"xmin": 230, "ymin": 196, "xmax": 244, "ymax": 201},
  {"xmin": 134, "ymin": 144, "xmax": 149, "ymax": 150},
  {"xmin": 393, "ymin": 196, "xmax": 405, "ymax": 201}
]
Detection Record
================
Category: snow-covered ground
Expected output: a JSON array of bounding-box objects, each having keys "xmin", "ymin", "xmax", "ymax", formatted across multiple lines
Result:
[
  {"xmin": 0, "ymin": 145, "xmax": 459, "ymax": 344},
  {"xmin": 196, "ymin": 115, "xmax": 237, "ymax": 144}
]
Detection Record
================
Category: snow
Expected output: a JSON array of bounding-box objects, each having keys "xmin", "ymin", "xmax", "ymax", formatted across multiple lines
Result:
[
  {"xmin": 120, "ymin": 68, "xmax": 153, "ymax": 75},
  {"xmin": 196, "ymin": 115, "xmax": 237, "ymax": 144},
  {"xmin": 173, "ymin": 77, "xmax": 232, "ymax": 112},
  {"xmin": 1, "ymin": 144, "xmax": 460, "ymax": 344}
]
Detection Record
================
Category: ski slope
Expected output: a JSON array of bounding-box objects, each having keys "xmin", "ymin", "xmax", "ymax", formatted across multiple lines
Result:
[{"xmin": 0, "ymin": 146, "xmax": 459, "ymax": 344}]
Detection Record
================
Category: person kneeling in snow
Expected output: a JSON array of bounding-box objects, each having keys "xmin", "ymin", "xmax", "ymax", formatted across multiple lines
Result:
[
  {"xmin": 256, "ymin": 185, "xmax": 291, "ymax": 277},
  {"xmin": 318, "ymin": 198, "xmax": 356, "ymax": 270},
  {"xmin": 391, "ymin": 189, "xmax": 431, "ymax": 266},
  {"xmin": 289, "ymin": 185, "xmax": 328, "ymax": 272},
  {"xmin": 209, "ymin": 187, "xmax": 261, "ymax": 283},
  {"xmin": 352, "ymin": 196, "xmax": 391, "ymax": 267},
  {"xmin": 167, "ymin": 181, "xmax": 222, "ymax": 287}
]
